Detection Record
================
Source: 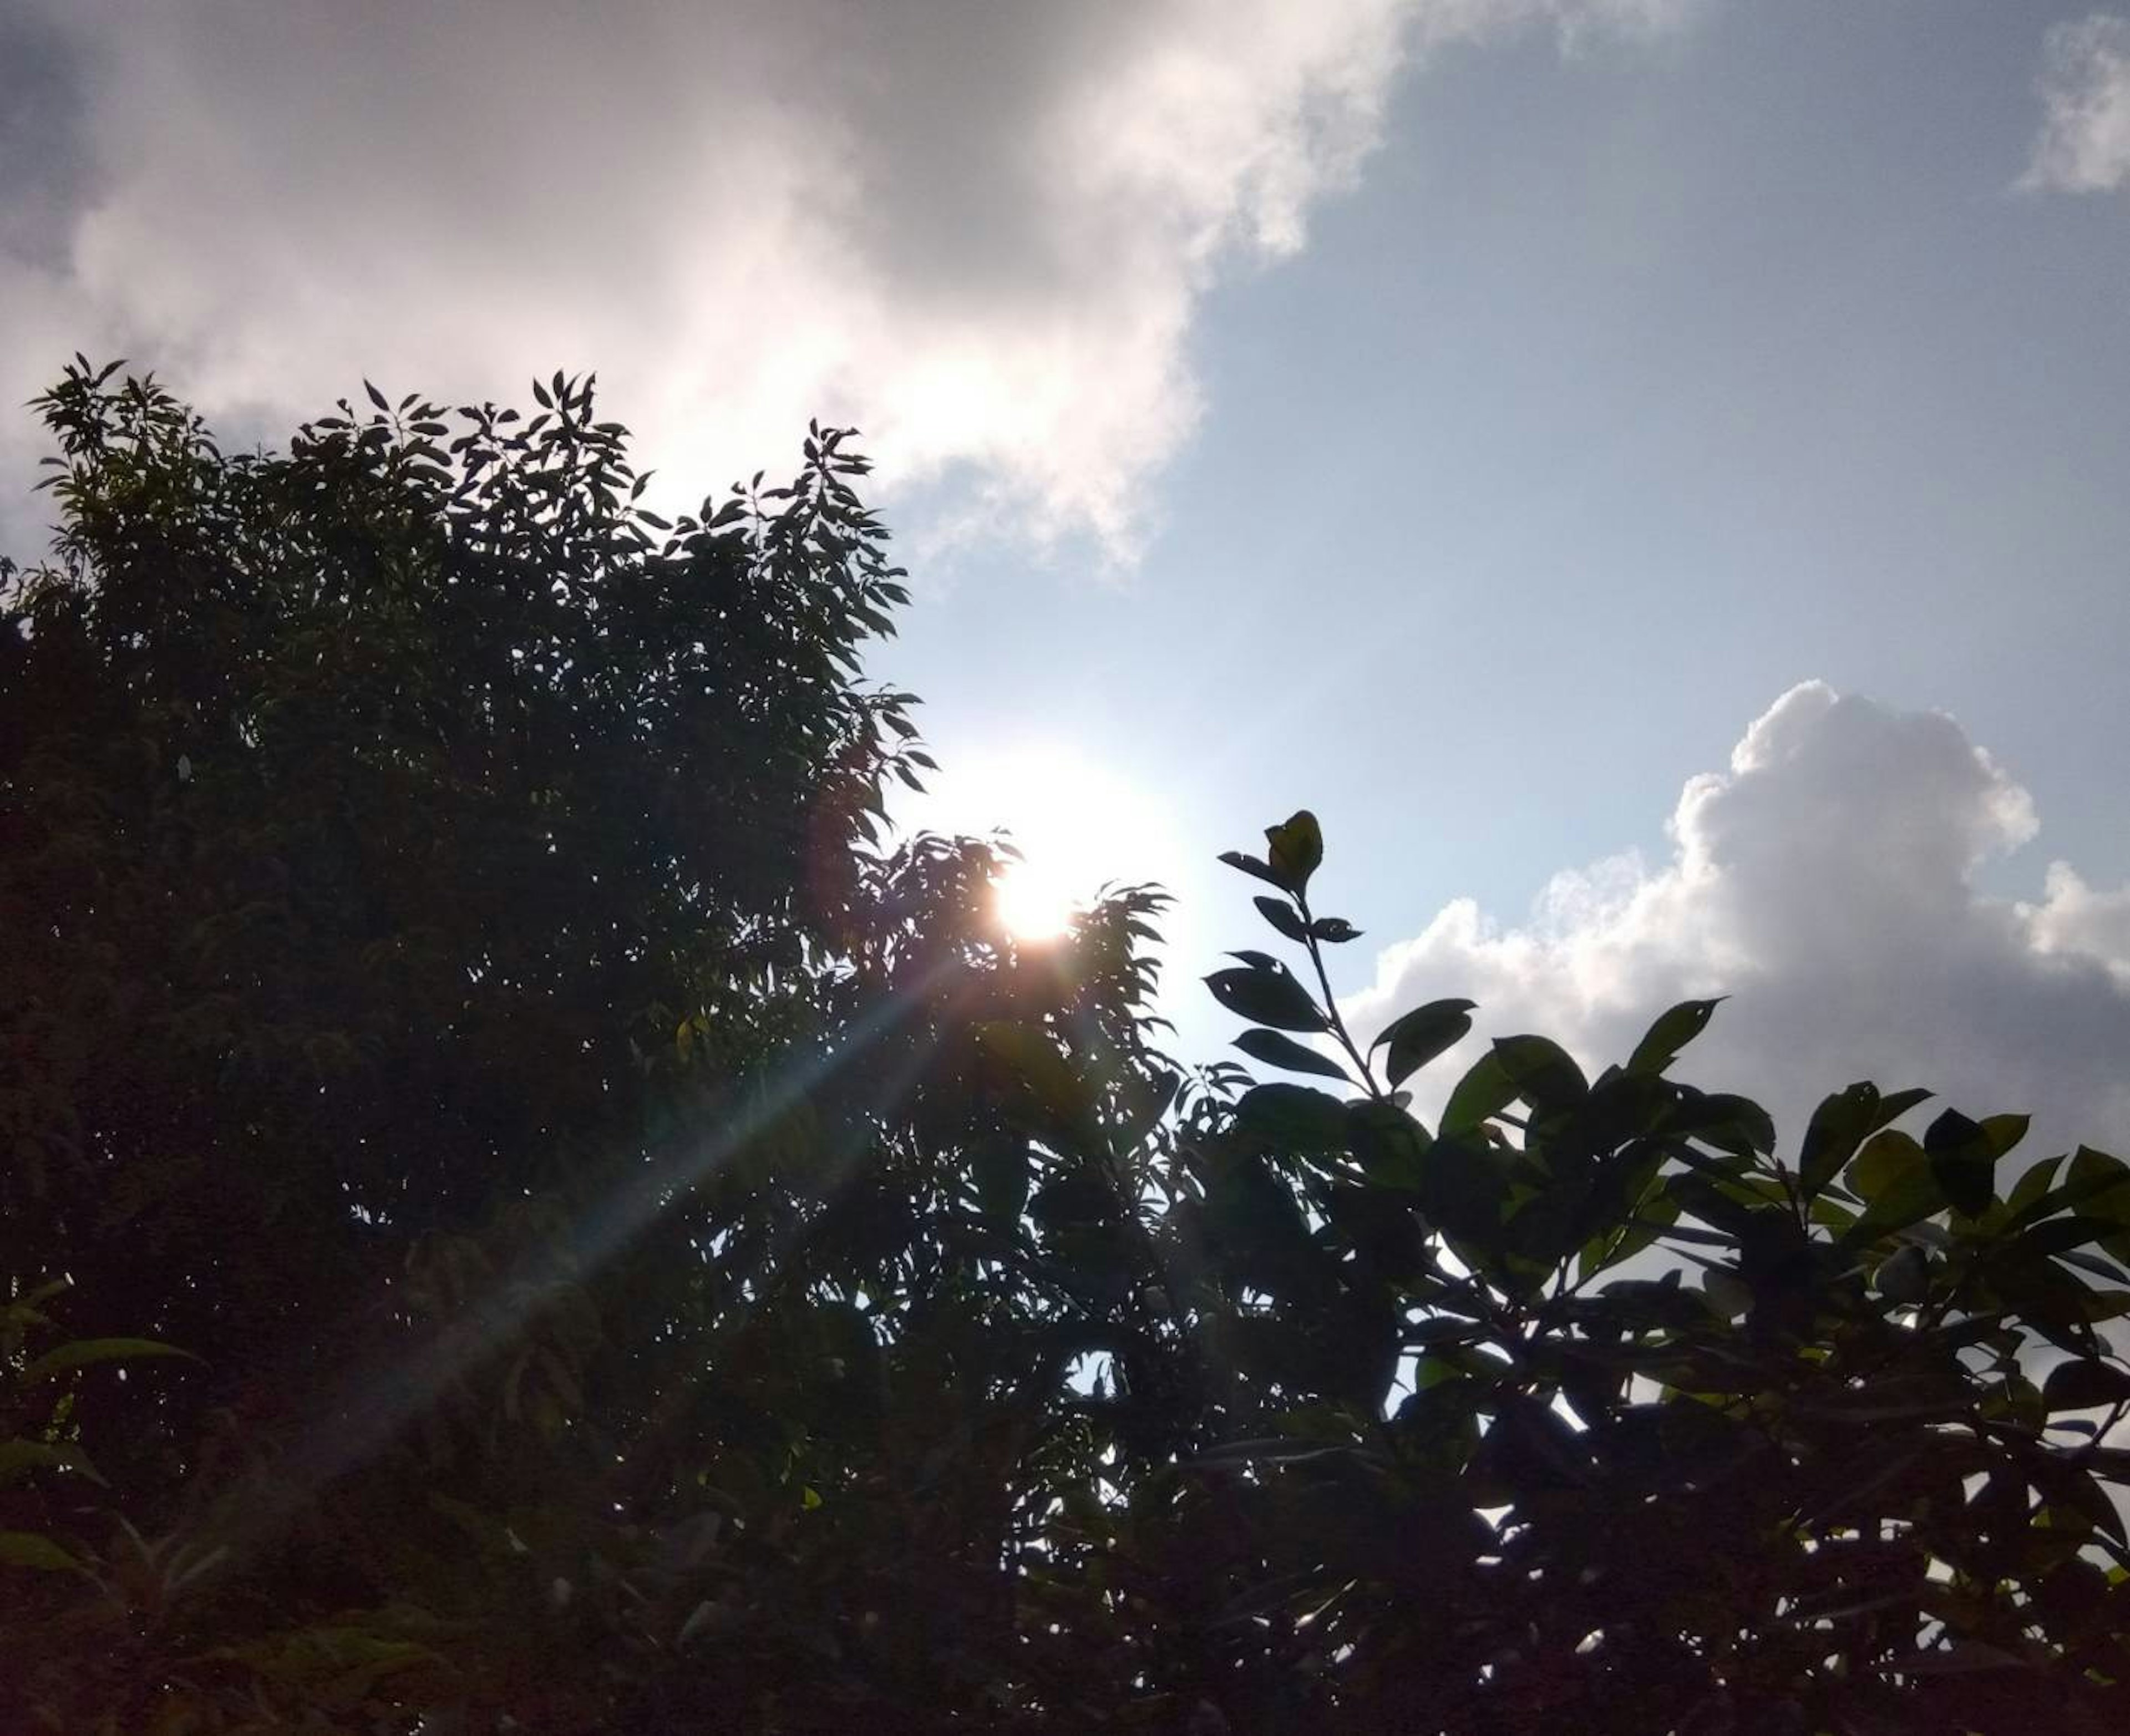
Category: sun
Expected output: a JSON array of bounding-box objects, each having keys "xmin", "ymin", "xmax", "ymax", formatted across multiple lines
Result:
[
  {"xmin": 992, "ymin": 855, "xmax": 1078, "ymax": 942},
  {"xmin": 892, "ymin": 741, "xmax": 1184, "ymax": 949}
]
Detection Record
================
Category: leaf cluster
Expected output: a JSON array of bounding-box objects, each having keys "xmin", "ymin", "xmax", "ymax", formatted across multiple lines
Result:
[{"xmin": 5, "ymin": 374, "xmax": 2128, "ymax": 1733}]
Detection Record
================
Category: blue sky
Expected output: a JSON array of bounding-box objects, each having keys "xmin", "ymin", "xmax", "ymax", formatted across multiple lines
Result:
[
  {"xmin": 889, "ymin": 2, "xmax": 2130, "ymax": 1123},
  {"xmin": 6, "ymin": 0, "xmax": 2129, "ymax": 1143}
]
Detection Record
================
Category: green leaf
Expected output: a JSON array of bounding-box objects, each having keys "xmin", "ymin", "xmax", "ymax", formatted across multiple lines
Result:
[
  {"xmin": 1371, "ymin": 998, "xmax": 1475, "ymax": 1090},
  {"xmin": 2043, "ymin": 1359, "xmax": 2130, "ymax": 1412},
  {"xmin": 0, "ymin": 1530, "xmax": 84, "ymax": 1572},
  {"xmin": 2063, "ymin": 1147, "xmax": 2130, "ymax": 1232},
  {"xmin": 1205, "ymin": 959, "xmax": 1326, "ymax": 1033},
  {"xmin": 1264, "ymin": 810, "xmax": 1323, "ymax": 893},
  {"xmin": 1440, "ymin": 1049, "xmax": 1517, "ymax": 1138},
  {"xmin": 1234, "ymin": 1028, "xmax": 1351, "ymax": 1083},
  {"xmin": 1252, "ymin": 895, "xmax": 1308, "ymax": 943},
  {"xmin": 1849, "ymin": 1129, "xmax": 1925, "ymax": 1202},
  {"xmin": 1346, "ymin": 1098, "xmax": 1431, "ymax": 1189},
  {"xmin": 1491, "ymin": 1034, "xmax": 1587, "ymax": 1111},
  {"xmin": 1626, "ymin": 998, "xmax": 1723, "ymax": 1077},
  {"xmin": 1798, "ymin": 1082, "xmax": 1882, "ymax": 1201},
  {"xmin": 2007, "ymin": 1153, "xmax": 2067, "ymax": 1221},
  {"xmin": 23, "ymin": 1337, "xmax": 196, "ymax": 1383},
  {"xmin": 0, "ymin": 1440, "xmax": 104, "ymax": 1488}
]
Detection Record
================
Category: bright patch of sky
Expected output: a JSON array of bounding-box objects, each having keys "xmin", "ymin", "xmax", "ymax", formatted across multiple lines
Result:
[{"xmin": 4, "ymin": 1, "xmax": 2128, "ymax": 1144}]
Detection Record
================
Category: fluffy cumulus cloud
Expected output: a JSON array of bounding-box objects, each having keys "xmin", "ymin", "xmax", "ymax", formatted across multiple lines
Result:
[
  {"xmin": 1343, "ymin": 684, "xmax": 2130, "ymax": 1157},
  {"xmin": 0, "ymin": 0, "xmax": 1682, "ymax": 561},
  {"xmin": 2025, "ymin": 12, "xmax": 2130, "ymax": 194}
]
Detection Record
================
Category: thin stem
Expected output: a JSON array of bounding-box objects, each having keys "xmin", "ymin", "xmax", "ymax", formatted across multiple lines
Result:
[{"xmin": 1295, "ymin": 891, "xmax": 1381, "ymax": 1099}]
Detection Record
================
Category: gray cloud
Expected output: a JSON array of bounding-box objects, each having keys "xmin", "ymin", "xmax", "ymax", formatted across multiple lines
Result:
[
  {"xmin": 1343, "ymin": 683, "xmax": 2130, "ymax": 1159},
  {"xmin": 2026, "ymin": 12, "xmax": 2130, "ymax": 194},
  {"xmin": 1, "ymin": 0, "xmax": 1684, "ymax": 561}
]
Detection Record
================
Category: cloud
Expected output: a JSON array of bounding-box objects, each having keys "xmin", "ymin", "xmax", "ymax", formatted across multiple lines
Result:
[
  {"xmin": 1342, "ymin": 683, "xmax": 2130, "ymax": 1158},
  {"xmin": 1, "ymin": 0, "xmax": 1682, "ymax": 564},
  {"xmin": 2025, "ymin": 12, "xmax": 2130, "ymax": 195}
]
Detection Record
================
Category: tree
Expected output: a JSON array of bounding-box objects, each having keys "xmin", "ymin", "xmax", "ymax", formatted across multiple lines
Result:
[
  {"xmin": 1104, "ymin": 811, "xmax": 2130, "ymax": 1732},
  {"xmin": 0, "ymin": 360, "xmax": 920, "ymax": 1468},
  {"xmin": 0, "ymin": 363, "xmax": 1188, "ymax": 1730},
  {"xmin": 5, "ymin": 368, "xmax": 2128, "ymax": 1732}
]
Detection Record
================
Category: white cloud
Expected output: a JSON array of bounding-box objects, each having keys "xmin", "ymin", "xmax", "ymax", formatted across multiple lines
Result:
[
  {"xmin": 2025, "ymin": 12, "xmax": 2130, "ymax": 195},
  {"xmin": 1, "ymin": 0, "xmax": 1683, "ymax": 564},
  {"xmin": 1343, "ymin": 683, "xmax": 2130, "ymax": 1158}
]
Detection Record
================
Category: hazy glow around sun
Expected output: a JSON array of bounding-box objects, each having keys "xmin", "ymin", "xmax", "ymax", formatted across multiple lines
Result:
[
  {"xmin": 894, "ymin": 741, "xmax": 1183, "ymax": 945},
  {"xmin": 992, "ymin": 856, "xmax": 1078, "ymax": 941}
]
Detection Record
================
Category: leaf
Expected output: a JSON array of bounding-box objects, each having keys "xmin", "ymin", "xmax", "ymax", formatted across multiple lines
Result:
[
  {"xmin": 2057, "ymin": 1147, "xmax": 2130, "ymax": 1254},
  {"xmin": 1439, "ymin": 1049, "xmax": 1517, "ymax": 1138},
  {"xmin": 1702, "ymin": 1267, "xmax": 1753, "ymax": 1318},
  {"xmin": 1626, "ymin": 998, "xmax": 1723, "ymax": 1077},
  {"xmin": 1799, "ymin": 1083, "xmax": 1882, "ymax": 1201},
  {"xmin": 2015, "ymin": 1215, "xmax": 2121, "ymax": 1260},
  {"xmin": 1252, "ymin": 895, "xmax": 1308, "ymax": 943},
  {"xmin": 1264, "ymin": 810, "xmax": 1323, "ymax": 893},
  {"xmin": 1926, "ymin": 1108, "xmax": 2025, "ymax": 1219},
  {"xmin": 1869, "ymin": 1086, "xmax": 1934, "ymax": 1130},
  {"xmin": 971, "ymin": 1138, "xmax": 1031, "ymax": 1227},
  {"xmin": 0, "ymin": 1440, "xmax": 104, "ymax": 1488},
  {"xmin": 2006, "ymin": 1153, "xmax": 2067, "ymax": 1221},
  {"xmin": 1235, "ymin": 1082, "xmax": 1348, "ymax": 1150},
  {"xmin": 1234, "ymin": 1028, "xmax": 1351, "ymax": 1083},
  {"xmin": 1874, "ymin": 1244, "xmax": 1931, "ymax": 1304},
  {"xmin": 23, "ymin": 1337, "xmax": 196, "ymax": 1383},
  {"xmin": 1032, "ymin": 1172, "xmax": 1111, "ymax": 1228},
  {"xmin": 1346, "ymin": 1098, "xmax": 1430, "ymax": 1189},
  {"xmin": 1671, "ymin": 1090, "xmax": 1776, "ymax": 1158},
  {"xmin": 1415, "ymin": 1135, "xmax": 1509, "ymax": 1247},
  {"xmin": 1204, "ymin": 960, "xmax": 1325, "ymax": 1033},
  {"xmin": 364, "ymin": 379, "xmax": 389, "ymax": 412},
  {"xmin": 2043, "ymin": 1358, "xmax": 2130, "ymax": 1412},
  {"xmin": 971, "ymin": 1022, "xmax": 1093, "ymax": 1128},
  {"xmin": 1218, "ymin": 850, "xmax": 1287, "ymax": 890},
  {"xmin": 0, "ymin": 1530, "xmax": 84, "ymax": 1572},
  {"xmin": 1370, "ymin": 998, "xmax": 1475, "ymax": 1090},
  {"xmin": 1848, "ymin": 1129, "xmax": 1925, "ymax": 1203},
  {"xmin": 1309, "ymin": 916, "xmax": 1362, "ymax": 943},
  {"xmin": 1843, "ymin": 1129, "xmax": 1945, "ymax": 1238},
  {"xmin": 1491, "ymin": 1034, "xmax": 1587, "ymax": 1111}
]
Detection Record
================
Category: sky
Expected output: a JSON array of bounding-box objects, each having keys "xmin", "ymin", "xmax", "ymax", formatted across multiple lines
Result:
[{"xmin": 5, "ymin": 0, "xmax": 2129, "ymax": 1153}]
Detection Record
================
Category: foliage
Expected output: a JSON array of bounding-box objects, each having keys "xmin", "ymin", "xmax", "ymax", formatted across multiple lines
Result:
[
  {"xmin": 1128, "ymin": 811, "xmax": 2130, "ymax": 1731},
  {"xmin": 0, "ymin": 357, "xmax": 921, "ymax": 1475},
  {"xmin": 4, "ymin": 370, "xmax": 2128, "ymax": 1732}
]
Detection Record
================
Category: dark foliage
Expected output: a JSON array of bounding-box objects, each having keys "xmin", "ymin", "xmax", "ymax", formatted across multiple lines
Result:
[{"xmin": 4, "ymin": 372, "xmax": 2128, "ymax": 1733}]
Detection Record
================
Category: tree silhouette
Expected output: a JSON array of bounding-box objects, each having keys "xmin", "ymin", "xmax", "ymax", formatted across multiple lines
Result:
[{"xmin": 4, "ymin": 372, "xmax": 2127, "ymax": 1732}]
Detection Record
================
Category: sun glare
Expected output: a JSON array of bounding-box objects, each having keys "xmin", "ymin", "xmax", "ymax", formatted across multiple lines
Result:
[
  {"xmin": 992, "ymin": 856, "xmax": 1077, "ymax": 942},
  {"xmin": 896, "ymin": 742, "xmax": 1185, "ymax": 950}
]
